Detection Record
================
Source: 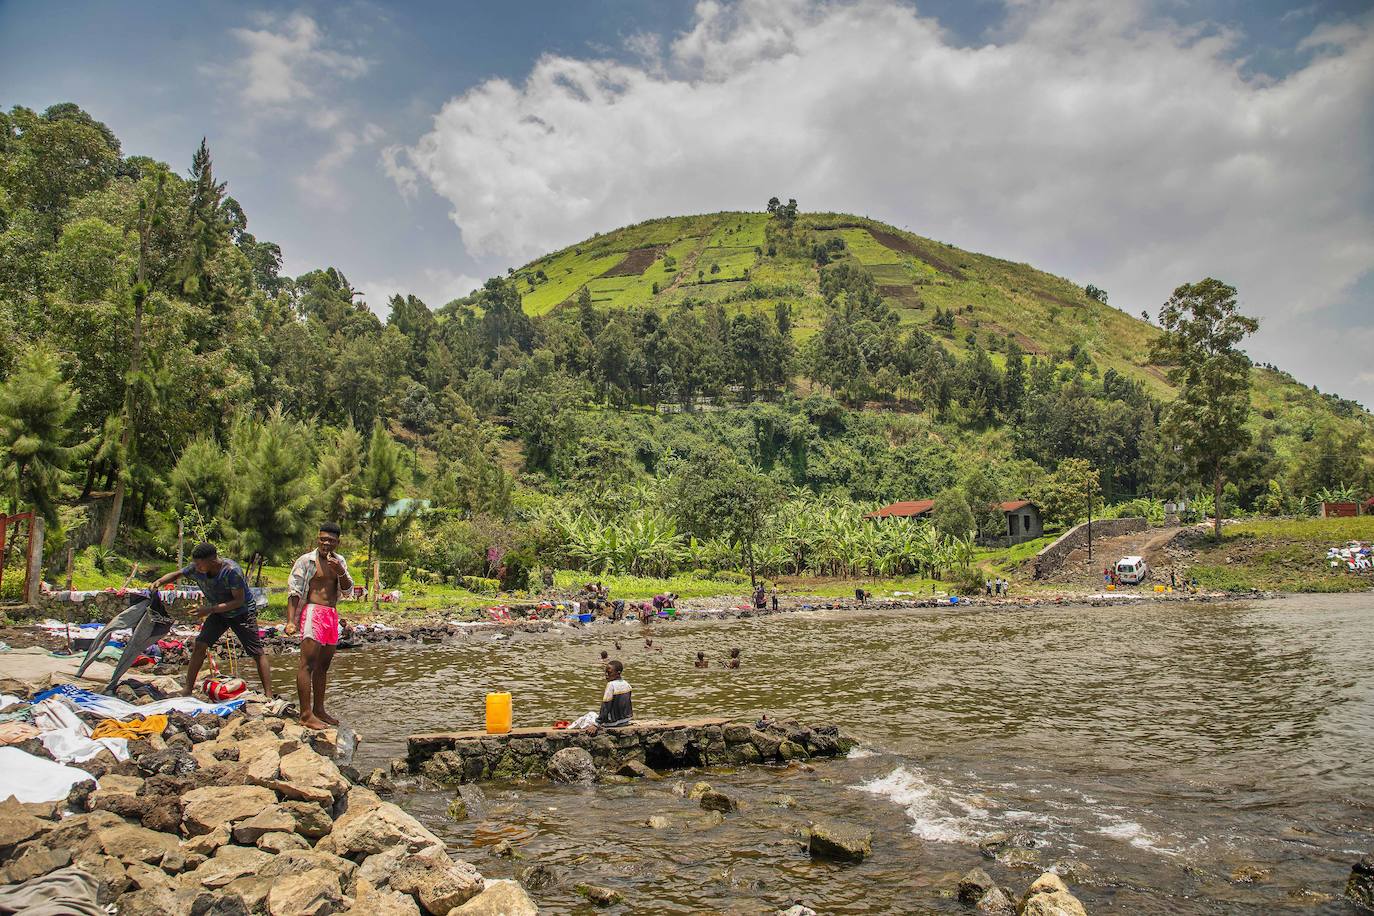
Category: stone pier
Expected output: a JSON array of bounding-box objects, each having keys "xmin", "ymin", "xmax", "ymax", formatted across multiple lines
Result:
[{"xmin": 408, "ymin": 717, "xmax": 855, "ymax": 783}]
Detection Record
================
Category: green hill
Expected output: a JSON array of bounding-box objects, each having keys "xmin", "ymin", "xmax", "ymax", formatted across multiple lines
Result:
[{"xmin": 504, "ymin": 209, "xmax": 1372, "ymax": 473}]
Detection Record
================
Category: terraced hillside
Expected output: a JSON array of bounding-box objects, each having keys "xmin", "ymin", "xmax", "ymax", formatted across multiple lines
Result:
[{"xmin": 511, "ymin": 210, "xmax": 1371, "ymax": 452}]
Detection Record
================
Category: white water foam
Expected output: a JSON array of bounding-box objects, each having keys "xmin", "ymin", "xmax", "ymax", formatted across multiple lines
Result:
[
  {"xmin": 1094, "ymin": 814, "xmax": 1180, "ymax": 856},
  {"xmin": 854, "ymin": 766, "xmax": 996, "ymax": 843},
  {"xmin": 846, "ymin": 747, "xmax": 877, "ymax": 759}
]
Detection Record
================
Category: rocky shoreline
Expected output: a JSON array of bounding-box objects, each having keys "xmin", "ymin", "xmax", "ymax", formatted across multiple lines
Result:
[{"xmin": 0, "ymin": 682, "xmax": 530, "ymax": 915}]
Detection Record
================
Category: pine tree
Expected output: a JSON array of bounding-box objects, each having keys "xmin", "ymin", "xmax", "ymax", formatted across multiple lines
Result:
[
  {"xmin": 100, "ymin": 166, "xmax": 167, "ymax": 547},
  {"xmin": 0, "ymin": 347, "xmax": 88, "ymax": 521},
  {"xmin": 177, "ymin": 138, "xmax": 227, "ymax": 301},
  {"xmin": 317, "ymin": 423, "xmax": 363, "ymax": 526},
  {"xmin": 226, "ymin": 408, "xmax": 315, "ymax": 582},
  {"xmin": 359, "ymin": 420, "xmax": 409, "ymax": 581},
  {"xmin": 168, "ymin": 435, "xmax": 231, "ymax": 541}
]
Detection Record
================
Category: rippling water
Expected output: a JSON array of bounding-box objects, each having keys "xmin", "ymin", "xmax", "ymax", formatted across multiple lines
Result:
[{"xmin": 272, "ymin": 593, "xmax": 1374, "ymax": 913}]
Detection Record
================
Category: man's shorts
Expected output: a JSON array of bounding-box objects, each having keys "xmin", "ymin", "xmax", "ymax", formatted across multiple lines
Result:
[
  {"xmin": 301, "ymin": 603, "xmax": 340, "ymax": 647},
  {"xmin": 196, "ymin": 611, "xmax": 264, "ymax": 657}
]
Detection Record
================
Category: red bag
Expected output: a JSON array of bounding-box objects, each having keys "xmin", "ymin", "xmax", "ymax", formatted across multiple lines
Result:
[{"xmin": 201, "ymin": 676, "xmax": 247, "ymax": 701}]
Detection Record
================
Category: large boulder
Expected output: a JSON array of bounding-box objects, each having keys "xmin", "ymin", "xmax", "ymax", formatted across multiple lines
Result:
[
  {"xmin": 0, "ymin": 845, "xmax": 71, "ymax": 885},
  {"xmin": 258, "ymin": 831, "xmax": 311, "ymax": 853},
  {"xmin": 958, "ymin": 867, "xmax": 996, "ymax": 904},
  {"xmin": 181, "ymin": 785, "xmax": 278, "ymax": 835},
  {"xmin": 277, "ymin": 747, "xmax": 349, "ymax": 801},
  {"xmin": 547, "ymin": 747, "xmax": 597, "ymax": 785},
  {"xmin": 388, "ymin": 852, "xmax": 484, "ymax": 914},
  {"xmin": 183, "ymin": 844, "xmax": 274, "ymax": 889},
  {"xmin": 266, "ymin": 867, "xmax": 344, "ymax": 916},
  {"xmin": 95, "ymin": 823, "xmax": 180, "ymax": 866},
  {"xmin": 0, "ymin": 802, "xmax": 49, "ymax": 854},
  {"xmin": 341, "ymin": 877, "xmax": 421, "ymax": 916},
  {"xmin": 280, "ymin": 800, "xmax": 334, "ymax": 838},
  {"xmin": 806, "ymin": 819, "xmax": 872, "ymax": 863},
  {"xmin": 1348, "ymin": 852, "xmax": 1374, "ymax": 910},
  {"xmin": 450, "ymin": 879, "xmax": 539, "ymax": 915},
  {"xmin": 197, "ymin": 874, "xmax": 277, "ymax": 914},
  {"xmin": 231, "ymin": 805, "xmax": 299, "ymax": 844},
  {"xmin": 181, "ymin": 825, "xmax": 231, "ymax": 858},
  {"xmin": 259, "ymin": 849, "xmax": 359, "ymax": 893},
  {"xmin": 699, "ymin": 789, "xmax": 738, "ymax": 813},
  {"xmin": 976, "ymin": 886, "xmax": 1016, "ymax": 915},
  {"xmin": 1019, "ymin": 873, "xmax": 1088, "ymax": 916},
  {"xmin": 330, "ymin": 799, "xmax": 446, "ymax": 858},
  {"xmin": 118, "ymin": 883, "xmax": 195, "ymax": 916}
]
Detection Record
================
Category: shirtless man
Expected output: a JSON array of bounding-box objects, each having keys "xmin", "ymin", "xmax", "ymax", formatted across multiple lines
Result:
[{"xmin": 286, "ymin": 523, "xmax": 353, "ymax": 729}]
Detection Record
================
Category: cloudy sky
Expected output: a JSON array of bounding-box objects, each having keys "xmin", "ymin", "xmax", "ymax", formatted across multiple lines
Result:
[{"xmin": 3, "ymin": 0, "xmax": 1372, "ymax": 405}]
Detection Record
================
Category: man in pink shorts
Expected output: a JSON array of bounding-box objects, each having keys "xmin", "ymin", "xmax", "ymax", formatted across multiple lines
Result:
[{"xmin": 286, "ymin": 523, "xmax": 353, "ymax": 729}]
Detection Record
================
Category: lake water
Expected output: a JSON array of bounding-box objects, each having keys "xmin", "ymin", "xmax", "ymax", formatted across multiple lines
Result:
[{"xmin": 275, "ymin": 593, "xmax": 1374, "ymax": 913}]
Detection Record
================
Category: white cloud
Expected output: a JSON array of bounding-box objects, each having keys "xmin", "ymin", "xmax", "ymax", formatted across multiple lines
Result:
[
  {"xmin": 389, "ymin": 0, "xmax": 1374, "ymax": 401},
  {"xmin": 222, "ymin": 12, "xmax": 370, "ymax": 109},
  {"xmin": 295, "ymin": 122, "xmax": 385, "ymax": 209},
  {"xmin": 215, "ymin": 12, "xmax": 380, "ymax": 208},
  {"xmin": 355, "ymin": 268, "xmax": 483, "ymax": 317}
]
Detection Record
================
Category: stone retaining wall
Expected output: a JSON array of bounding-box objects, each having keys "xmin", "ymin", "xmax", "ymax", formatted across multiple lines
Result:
[
  {"xmin": 409, "ymin": 717, "xmax": 854, "ymax": 784},
  {"xmin": 1032, "ymin": 517, "xmax": 1149, "ymax": 579}
]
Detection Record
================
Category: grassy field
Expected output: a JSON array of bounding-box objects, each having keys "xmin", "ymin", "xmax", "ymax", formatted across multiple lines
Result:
[{"xmin": 1188, "ymin": 516, "xmax": 1374, "ymax": 593}]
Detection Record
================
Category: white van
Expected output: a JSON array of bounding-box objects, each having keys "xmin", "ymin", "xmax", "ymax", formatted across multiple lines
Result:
[{"xmin": 1115, "ymin": 555, "xmax": 1149, "ymax": 585}]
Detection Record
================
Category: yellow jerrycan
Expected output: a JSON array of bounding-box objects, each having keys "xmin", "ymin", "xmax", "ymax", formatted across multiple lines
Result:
[{"xmin": 486, "ymin": 693, "xmax": 512, "ymax": 734}]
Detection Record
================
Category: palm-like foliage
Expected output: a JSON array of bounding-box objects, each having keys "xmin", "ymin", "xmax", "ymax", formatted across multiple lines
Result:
[{"xmin": 545, "ymin": 489, "xmax": 975, "ymax": 582}]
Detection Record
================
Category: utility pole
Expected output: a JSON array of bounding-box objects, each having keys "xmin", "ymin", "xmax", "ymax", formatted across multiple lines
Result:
[{"xmin": 1086, "ymin": 483, "xmax": 1094, "ymax": 563}]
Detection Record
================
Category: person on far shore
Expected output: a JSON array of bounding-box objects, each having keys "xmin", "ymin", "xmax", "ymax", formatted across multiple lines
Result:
[
  {"xmin": 771, "ymin": 587, "xmax": 779, "ymax": 612},
  {"xmin": 723, "ymin": 647, "xmax": 741, "ymax": 669},
  {"xmin": 694, "ymin": 651, "xmax": 709, "ymax": 669},
  {"xmin": 153, "ymin": 542, "xmax": 272, "ymax": 698}
]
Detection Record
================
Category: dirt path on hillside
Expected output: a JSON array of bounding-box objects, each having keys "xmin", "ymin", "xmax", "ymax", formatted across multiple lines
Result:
[
  {"xmin": 1037, "ymin": 524, "xmax": 1195, "ymax": 587},
  {"xmin": 661, "ymin": 219, "xmax": 721, "ymax": 295}
]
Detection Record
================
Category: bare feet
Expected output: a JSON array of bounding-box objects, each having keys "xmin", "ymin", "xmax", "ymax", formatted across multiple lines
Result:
[
  {"xmin": 313, "ymin": 709, "xmax": 340, "ymax": 726},
  {"xmin": 299, "ymin": 713, "xmax": 329, "ymax": 730}
]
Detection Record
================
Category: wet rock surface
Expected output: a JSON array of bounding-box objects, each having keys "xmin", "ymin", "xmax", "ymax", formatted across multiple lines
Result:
[
  {"xmin": 805, "ymin": 818, "xmax": 872, "ymax": 863},
  {"xmin": 1349, "ymin": 852, "xmax": 1374, "ymax": 910},
  {"xmin": 0, "ymin": 688, "xmax": 496, "ymax": 916},
  {"xmin": 410, "ymin": 716, "xmax": 855, "ymax": 784}
]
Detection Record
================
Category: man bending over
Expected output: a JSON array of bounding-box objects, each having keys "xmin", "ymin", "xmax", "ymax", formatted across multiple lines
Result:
[
  {"xmin": 286, "ymin": 523, "xmax": 353, "ymax": 729},
  {"xmin": 153, "ymin": 542, "xmax": 271, "ymax": 698}
]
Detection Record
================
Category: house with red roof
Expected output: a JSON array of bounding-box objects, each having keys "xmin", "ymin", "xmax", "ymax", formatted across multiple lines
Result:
[{"xmin": 866, "ymin": 498, "xmax": 1044, "ymax": 544}]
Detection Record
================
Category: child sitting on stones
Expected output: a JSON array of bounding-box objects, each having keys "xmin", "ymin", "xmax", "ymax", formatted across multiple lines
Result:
[{"xmin": 570, "ymin": 660, "xmax": 634, "ymax": 733}]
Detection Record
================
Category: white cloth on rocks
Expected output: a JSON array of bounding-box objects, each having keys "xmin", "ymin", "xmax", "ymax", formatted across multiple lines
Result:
[
  {"xmin": 34, "ymin": 684, "xmax": 243, "ymax": 718},
  {"xmin": 0, "ymin": 746, "xmax": 96, "ymax": 802},
  {"xmin": 31, "ymin": 697, "xmax": 129, "ymax": 763}
]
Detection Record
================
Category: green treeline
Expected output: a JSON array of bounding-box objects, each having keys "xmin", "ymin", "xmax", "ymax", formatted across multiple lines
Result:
[{"xmin": 0, "ymin": 104, "xmax": 1370, "ymax": 592}]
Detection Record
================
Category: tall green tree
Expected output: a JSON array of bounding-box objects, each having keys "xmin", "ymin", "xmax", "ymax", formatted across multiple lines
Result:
[
  {"xmin": 101, "ymin": 166, "xmax": 167, "ymax": 547},
  {"xmin": 358, "ymin": 420, "xmax": 410, "ymax": 579},
  {"xmin": 931, "ymin": 488, "xmax": 975, "ymax": 539},
  {"xmin": 176, "ymin": 138, "xmax": 227, "ymax": 302},
  {"xmin": 1035, "ymin": 457, "xmax": 1101, "ymax": 531},
  {"xmin": 0, "ymin": 347, "xmax": 87, "ymax": 522},
  {"xmin": 670, "ymin": 457, "xmax": 778, "ymax": 588},
  {"xmin": 1150, "ymin": 278, "xmax": 1258, "ymax": 538},
  {"xmin": 168, "ymin": 435, "xmax": 231, "ymax": 541},
  {"xmin": 226, "ymin": 408, "xmax": 315, "ymax": 582},
  {"xmin": 316, "ymin": 423, "xmax": 363, "ymax": 526}
]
